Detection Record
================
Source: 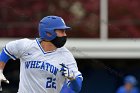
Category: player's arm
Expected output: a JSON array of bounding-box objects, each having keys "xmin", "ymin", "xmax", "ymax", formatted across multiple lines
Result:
[
  {"xmin": 0, "ymin": 61, "xmax": 9, "ymax": 83},
  {"xmin": 0, "ymin": 49, "xmax": 10, "ymax": 80},
  {"xmin": 0, "ymin": 49, "xmax": 10, "ymax": 91},
  {"xmin": 68, "ymin": 75, "xmax": 83, "ymax": 92},
  {"xmin": 0, "ymin": 39, "xmax": 28, "ymax": 91},
  {"xmin": 60, "ymin": 63, "xmax": 83, "ymax": 92}
]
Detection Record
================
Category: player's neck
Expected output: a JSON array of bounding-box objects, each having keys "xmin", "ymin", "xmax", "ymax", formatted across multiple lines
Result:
[{"xmin": 40, "ymin": 41, "xmax": 57, "ymax": 52}]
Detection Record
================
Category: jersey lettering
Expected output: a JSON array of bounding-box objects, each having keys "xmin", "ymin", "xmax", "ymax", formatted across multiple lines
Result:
[{"xmin": 25, "ymin": 61, "xmax": 59, "ymax": 76}]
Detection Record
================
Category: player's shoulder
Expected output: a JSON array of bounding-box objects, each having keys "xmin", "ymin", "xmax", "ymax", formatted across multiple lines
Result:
[
  {"xmin": 7, "ymin": 38, "xmax": 33, "ymax": 43},
  {"xmin": 16, "ymin": 38, "xmax": 34, "ymax": 43},
  {"xmin": 58, "ymin": 47, "xmax": 73, "ymax": 56},
  {"xmin": 58, "ymin": 47, "xmax": 75, "ymax": 62},
  {"xmin": 117, "ymin": 86, "xmax": 125, "ymax": 92},
  {"xmin": 133, "ymin": 87, "xmax": 139, "ymax": 92},
  {"xmin": 14, "ymin": 38, "xmax": 34, "ymax": 44},
  {"xmin": 6, "ymin": 38, "xmax": 35, "ymax": 49},
  {"xmin": 16, "ymin": 38, "xmax": 36, "ymax": 48}
]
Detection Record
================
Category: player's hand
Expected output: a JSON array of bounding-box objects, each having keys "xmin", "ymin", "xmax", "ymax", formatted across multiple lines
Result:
[
  {"xmin": 60, "ymin": 63, "xmax": 75, "ymax": 80},
  {"xmin": 0, "ymin": 70, "xmax": 9, "ymax": 91}
]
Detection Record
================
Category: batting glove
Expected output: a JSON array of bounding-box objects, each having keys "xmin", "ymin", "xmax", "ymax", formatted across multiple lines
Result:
[
  {"xmin": 0, "ymin": 70, "xmax": 9, "ymax": 91},
  {"xmin": 60, "ymin": 63, "xmax": 75, "ymax": 80}
]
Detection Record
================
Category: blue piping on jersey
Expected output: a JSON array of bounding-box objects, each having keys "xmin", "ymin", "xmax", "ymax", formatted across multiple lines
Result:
[
  {"xmin": 4, "ymin": 47, "xmax": 16, "ymax": 60},
  {"xmin": 0, "ymin": 49, "xmax": 11, "ymax": 63},
  {"xmin": 36, "ymin": 38, "xmax": 47, "ymax": 54},
  {"xmin": 76, "ymin": 74, "xmax": 83, "ymax": 81},
  {"xmin": 36, "ymin": 38, "xmax": 54, "ymax": 54}
]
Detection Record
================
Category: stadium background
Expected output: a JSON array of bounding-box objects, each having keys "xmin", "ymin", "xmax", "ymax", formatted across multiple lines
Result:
[{"xmin": 1, "ymin": 0, "xmax": 140, "ymax": 93}]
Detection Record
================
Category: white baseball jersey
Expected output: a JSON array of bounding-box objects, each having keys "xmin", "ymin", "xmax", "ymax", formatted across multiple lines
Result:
[{"xmin": 4, "ymin": 38, "xmax": 82, "ymax": 93}]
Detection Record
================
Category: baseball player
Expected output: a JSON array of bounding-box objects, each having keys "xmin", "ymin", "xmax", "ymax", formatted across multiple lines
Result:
[
  {"xmin": 0, "ymin": 16, "xmax": 83, "ymax": 93},
  {"xmin": 116, "ymin": 75, "xmax": 139, "ymax": 93}
]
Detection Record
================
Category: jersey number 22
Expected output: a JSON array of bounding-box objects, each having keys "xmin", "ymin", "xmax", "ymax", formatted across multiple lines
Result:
[{"xmin": 46, "ymin": 77, "xmax": 56, "ymax": 89}]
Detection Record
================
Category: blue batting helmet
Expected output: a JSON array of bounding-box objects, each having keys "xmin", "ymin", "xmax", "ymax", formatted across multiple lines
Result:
[
  {"xmin": 39, "ymin": 16, "xmax": 71, "ymax": 41},
  {"xmin": 124, "ymin": 75, "xmax": 137, "ymax": 85}
]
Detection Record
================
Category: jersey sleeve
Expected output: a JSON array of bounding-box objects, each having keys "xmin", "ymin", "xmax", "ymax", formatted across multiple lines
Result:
[
  {"xmin": 67, "ymin": 58, "xmax": 83, "ymax": 80},
  {"xmin": 63, "ymin": 48, "xmax": 83, "ymax": 80},
  {"xmin": 4, "ymin": 38, "xmax": 30, "ymax": 60}
]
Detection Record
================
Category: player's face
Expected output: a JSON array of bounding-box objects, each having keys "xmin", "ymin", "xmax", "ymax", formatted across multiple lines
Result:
[
  {"xmin": 55, "ymin": 30, "xmax": 67, "ymax": 37},
  {"xmin": 125, "ymin": 83, "xmax": 133, "ymax": 91}
]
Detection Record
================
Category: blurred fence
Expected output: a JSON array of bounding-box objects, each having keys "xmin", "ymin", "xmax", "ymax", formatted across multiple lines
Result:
[{"xmin": 1, "ymin": 38, "xmax": 140, "ymax": 58}]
